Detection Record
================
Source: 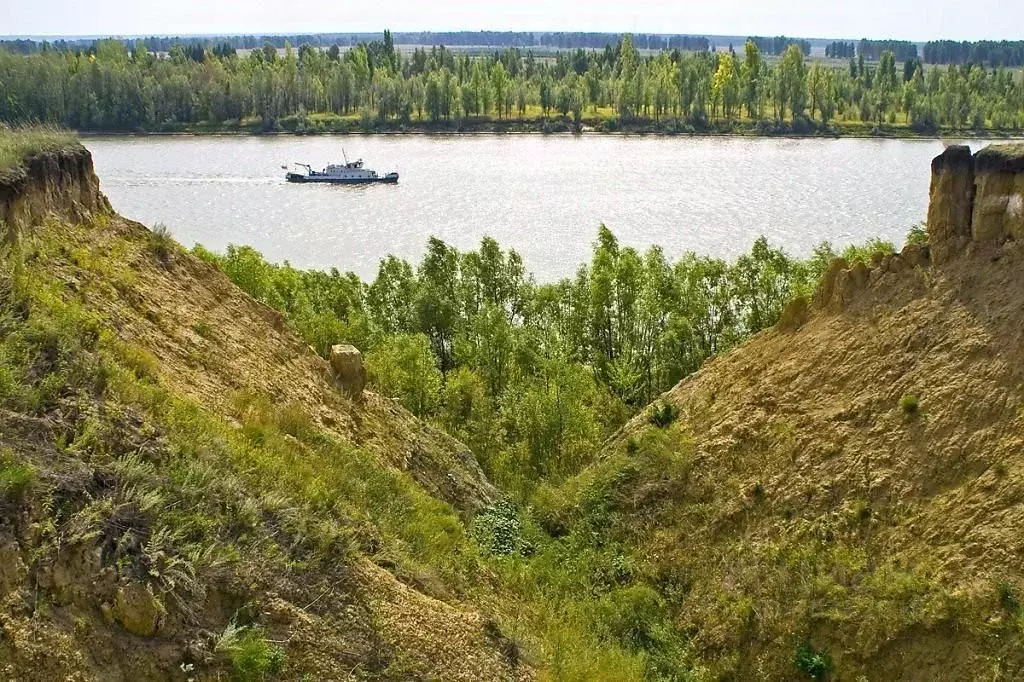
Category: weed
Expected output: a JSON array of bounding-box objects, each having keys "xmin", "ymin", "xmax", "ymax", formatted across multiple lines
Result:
[
  {"xmin": 794, "ymin": 642, "xmax": 832, "ymax": 680},
  {"xmin": 648, "ymin": 402, "xmax": 679, "ymax": 429},
  {"xmin": 998, "ymin": 582, "xmax": 1020, "ymax": 615},
  {"xmin": 275, "ymin": 402, "xmax": 313, "ymax": 440},
  {"xmin": 224, "ymin": 627, "xmax": 285, "ymax": 682},
  {"xmin": 117, "ymin": 343, "xmax": 159, "ymax": 382},
  {"xmin": 148, "ymin": 224, "xmax": 176, "ymax": 266},
  {"xmin": 899, "ymin": 394, "xmax": 919, "ymax": 415},
  {"xmin": 905, "ymin": 222, "xmax": 928, "ymax": 246},
  {"xmin": 0, "ymin": 450, "xmax": 36, "ymax": 500},
  {"xmin": 192, "ymin": 320, "xmax": 213, "ymax": 340}
]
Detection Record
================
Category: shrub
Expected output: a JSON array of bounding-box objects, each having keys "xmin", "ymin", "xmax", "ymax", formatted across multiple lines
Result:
[
  {"xmin": 149, "ymin": 224, "xmax": 176, "ymax": 266},
  {"xmin": 905, "ymin": 222, "xmax": 928, "ymax": 246},
  {"xmin": 648, "ymin": 401, "xmax": 678, "ymax": 429},
  {"xmin": 900, "ymin": 394, "xmax": 919, "ymax": 415},
  {"xmin": 470, "ymin": 501, "xmax": 523, "ymax": 556},
  {"xmin": 794, "ymin": 642, "xmax": 832, "ymax": 680}
]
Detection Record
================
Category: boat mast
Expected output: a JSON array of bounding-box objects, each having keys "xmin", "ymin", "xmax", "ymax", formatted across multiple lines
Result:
[{"xmin": 342, "ymin": 148, "xmax": 349, "ymax": 165}]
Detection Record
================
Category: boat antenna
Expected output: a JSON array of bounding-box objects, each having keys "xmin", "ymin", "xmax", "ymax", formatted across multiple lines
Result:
[{"xmin": 342, "ymin": 148, "xmax": 349, "ymax": 165}]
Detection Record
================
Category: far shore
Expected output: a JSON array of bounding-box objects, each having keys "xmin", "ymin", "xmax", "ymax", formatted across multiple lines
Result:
[
  {"xmin": 74, "ymin": 127, "xmax": 1023, "ymax": 142},
  {"xmin": 71, "ymin": 116, "xmax": 1024, "ymax": 142}
]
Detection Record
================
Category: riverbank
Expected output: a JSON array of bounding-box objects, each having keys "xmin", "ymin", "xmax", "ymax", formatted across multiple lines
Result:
[{"xmin": 73, "ymin": 113, "xmax": 1024, "ymax": 140}]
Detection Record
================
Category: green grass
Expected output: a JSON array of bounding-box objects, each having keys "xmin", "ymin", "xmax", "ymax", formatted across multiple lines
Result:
[
  {"xmin": 0, "ymin": 125, "xmax": 77, "ymax": 171},
  {"xmin": 0, "ymin": 449, "xmax": 36, "ymax": 500}
]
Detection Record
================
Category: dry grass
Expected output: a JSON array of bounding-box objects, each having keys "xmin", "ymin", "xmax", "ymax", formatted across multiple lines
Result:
[{"xmin": 0, "ymin": 125, "xmax": 77, "ymax": 171}]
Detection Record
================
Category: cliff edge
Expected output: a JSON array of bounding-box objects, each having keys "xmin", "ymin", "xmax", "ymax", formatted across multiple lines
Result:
[
  {"xmin": 0, "ymin": 140, "xmax": 521, "ymax": 681},
  {"xmin": 552, "ymin": 143, "xmax": 1024, "ymax": 680}
]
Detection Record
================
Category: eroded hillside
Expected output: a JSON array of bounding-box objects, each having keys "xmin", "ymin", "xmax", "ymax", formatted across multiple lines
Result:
[
  {"xmin": 546, "ymin": 145, "xmax": 1024, "ymax": 680},
  {"xmin": 0, "ymin": 140, "xmax": 526, "ymax": 681}
]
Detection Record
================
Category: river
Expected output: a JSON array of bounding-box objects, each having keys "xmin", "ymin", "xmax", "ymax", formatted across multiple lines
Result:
[{"xmin": 82, "ymin": 134, "xmax": 981, "ymax": 281}]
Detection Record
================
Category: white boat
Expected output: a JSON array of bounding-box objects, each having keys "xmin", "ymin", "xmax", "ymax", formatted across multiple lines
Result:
[{"xmin": 284, "ymin": 152, "xmax": 398, "ymax": 184}]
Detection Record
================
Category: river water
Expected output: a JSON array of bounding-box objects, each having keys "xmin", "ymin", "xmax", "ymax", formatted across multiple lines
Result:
[{"xmin": 83, "ymin": 134, "xmax": 981, "ymax": 281}]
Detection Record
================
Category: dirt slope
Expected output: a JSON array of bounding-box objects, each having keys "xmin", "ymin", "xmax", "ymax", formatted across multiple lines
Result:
[
  {"xmin": 555, "ymin": 147, "xmax": 1024, "ymax": 680},
  {"xmin": 0, "ymin": 144, "xmax": 524, "ymax": 681}
]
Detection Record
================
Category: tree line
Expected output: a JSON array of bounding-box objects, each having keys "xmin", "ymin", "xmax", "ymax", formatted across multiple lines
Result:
[
  {"xmin": 3, "ymin": 35, "xmax": 1024, "ymax": 132},
  {"xmin": 923, "ymin": 40, "xmax": 1024, "ymax": 67},
  {"xmin": 0, "ymin": 31, "xmax": 710, "ymax": 55},
  {"xmin": 747, "ymin": 36, "xmax": 810, "ymax": 57},
  {"xmin": 192, "ymin": 229, "xmax": 893, "ymax": 497}
]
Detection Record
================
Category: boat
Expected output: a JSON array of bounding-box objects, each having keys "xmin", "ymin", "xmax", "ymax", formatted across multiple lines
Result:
[{"xmin": 284, "ymin": 152, "xmax": 399, "ymax": 184}]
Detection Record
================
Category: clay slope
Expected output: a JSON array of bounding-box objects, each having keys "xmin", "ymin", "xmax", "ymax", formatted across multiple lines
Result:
[
  {"xmin": 555, "ymin": 147, "xmax": 1024, "ymax": 680},
  {"xmin": 0, "ymin": 145, "xmax": 522, "ymax": 681}
]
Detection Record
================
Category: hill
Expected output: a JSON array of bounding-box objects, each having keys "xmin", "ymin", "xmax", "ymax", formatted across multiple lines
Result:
[
  {"xmin": 541, "ymin": 144, "xmax": 1024, "ymax": 680},
  {"xmin": 0, "ymin": 135, "xmax": 533, "ymax": 680}
]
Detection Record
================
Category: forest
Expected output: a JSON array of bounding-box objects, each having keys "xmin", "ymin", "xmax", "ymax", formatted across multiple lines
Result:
[
  {"xmin": 190, "ymin": 227, "xmax": 906, "ymax": 498},
  {"xmin": 3, "ymin": 33, "xmax": 1024, "ymax": 133}
]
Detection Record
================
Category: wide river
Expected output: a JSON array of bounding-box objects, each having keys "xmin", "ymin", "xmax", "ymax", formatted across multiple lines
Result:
[{"xmin": 83, "ymin": 135, "xmax": 983, "ymax": 281}]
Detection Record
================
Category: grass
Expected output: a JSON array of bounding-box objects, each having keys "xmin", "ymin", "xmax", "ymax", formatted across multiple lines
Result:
[
  {"xmin": 648, "ymin": 401, "xmax": 679, "ymax": 428},
  {"xmin": 219, "ymin": 626, "xmax": 285, "ymax": 682},
  {"xmin": 900, "ymin": 393, "xmax": 920, "ymax": 415},
  {"xmin": 148, "ymin": 224, "xmax": 176, "ymax": 266},
  {"xmin": 0, "ymin": 449, "xmax": 36, "ymax": 500},
  {"xmin": 0, "ymin": 125, "xmax": 77, "ymax": 171}
]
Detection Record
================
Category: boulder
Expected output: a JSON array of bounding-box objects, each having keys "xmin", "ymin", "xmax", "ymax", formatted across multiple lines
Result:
[
  {"xmin": 927, "ymin": 145, "xmax": 975, "ymax": 264},
  {"xmin": 900, "ymin": 242, "xmax": 929, "ymax": 268},
  {"xmin": 111, "ymin": 583, "xmax": 165, "ymax": 636},
  {"xmin": 330, "ymin": 344, "xmax": 366, "ymax": 399}
]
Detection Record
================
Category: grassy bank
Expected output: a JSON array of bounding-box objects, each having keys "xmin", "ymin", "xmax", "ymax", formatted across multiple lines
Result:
[{"xmin": 0, "ymin": 126, "xmax": 77, "ymax": 169}]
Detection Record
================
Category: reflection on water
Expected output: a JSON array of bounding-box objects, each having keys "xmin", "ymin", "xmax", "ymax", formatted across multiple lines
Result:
[{"xmin": 84, "ymin": 134, "xmax": 977, "ymax": 281}]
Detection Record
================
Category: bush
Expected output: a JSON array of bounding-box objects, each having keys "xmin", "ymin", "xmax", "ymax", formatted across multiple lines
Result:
[
  {"xmin": 794, "ymin": 642, "xmax": 832, "ymax": 680},
  {"xmin": 470, "ymin": 501, "xmax": 524, "ymax": 556},
  {"xmin": 648, "ymin": 402, "xmax": 678, "ymax": 429},
  {"xmin": 905, "ymin": 222, "xmax": 928, "ymax": 246},
  {"xmin": 900, "ymin": 394, "xmax": 919, "ymax": 415},
  {"xmin": 148, "ymin": 224, "xmax": 176, "ymax": 266}
]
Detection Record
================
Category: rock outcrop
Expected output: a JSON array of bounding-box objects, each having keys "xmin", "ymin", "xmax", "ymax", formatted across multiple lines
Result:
[
  {"xmin": 811, "ymin": 143, "xmax": 1024, "ymax": 317},
  {"xmin": 330, "ymin": 343, "xmax": 367, "ymax": 399},
  {"xmin": 971, "ymin": 144, "xmax": 1024, "ymax": 244},
  {"xmin": 0, "ymin": 144, "xmax": 111, "ymax": 238},
  {"xmin": 927, "ymin": 143, "xmax": 1024, "ymax": 260},
  {"xmin": 927, "ymin": 145, "xmax": 975, "ymax": 264}
]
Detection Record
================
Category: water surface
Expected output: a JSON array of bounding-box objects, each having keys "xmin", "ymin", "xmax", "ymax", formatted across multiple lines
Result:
[{"xmin": 84, "ymin": 134, "xmax": 971, "ymax": 280}]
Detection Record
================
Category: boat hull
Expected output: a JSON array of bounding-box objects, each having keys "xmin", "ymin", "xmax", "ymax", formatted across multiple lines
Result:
[{"xmin": 286, "ymin": 173, "xmax": 399, "ymax": 184}]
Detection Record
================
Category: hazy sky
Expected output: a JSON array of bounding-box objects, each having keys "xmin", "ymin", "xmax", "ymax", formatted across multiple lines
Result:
[{"xmin": 4, "ymin": 0, "xmax": 1023, "ymax": 41}]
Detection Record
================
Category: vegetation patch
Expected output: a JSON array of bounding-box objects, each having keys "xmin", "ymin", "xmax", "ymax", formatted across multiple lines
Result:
[
  {"xmin": 793, "ymin": 642, "xmax": 833, "ymax": 680},
  {"xmin": 0, "ymin": 124, "xmax": 77, "ymax": 170}
]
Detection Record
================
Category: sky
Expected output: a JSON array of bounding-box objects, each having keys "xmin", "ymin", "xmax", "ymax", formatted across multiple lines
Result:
[{"xmin": 4, "ymin": 0, "xmax": 1023, "ymax": 42}]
